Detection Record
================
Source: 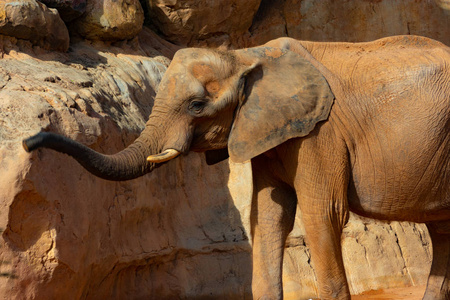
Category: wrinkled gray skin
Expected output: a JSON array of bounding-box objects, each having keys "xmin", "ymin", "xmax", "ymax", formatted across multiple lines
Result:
[{"xmin": 23, "ymin": 35, "xmax": 450, "ymax": 300}]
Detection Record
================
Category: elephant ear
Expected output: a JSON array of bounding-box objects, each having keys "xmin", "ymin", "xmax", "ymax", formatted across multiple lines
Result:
[{"xmin": 228, "ymin": 47, "xmax": 334, "ymax": 163}]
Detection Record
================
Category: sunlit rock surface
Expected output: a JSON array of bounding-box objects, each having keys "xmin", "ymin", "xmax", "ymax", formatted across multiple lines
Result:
[{"xmin": 0, "ymin": 0, "xmax": 448, "ymax": 298}]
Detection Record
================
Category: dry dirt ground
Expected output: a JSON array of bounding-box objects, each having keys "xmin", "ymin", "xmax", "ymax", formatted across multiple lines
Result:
[{"xmin": 352, "ymin": 285, "xmax": 426, "ymax": 299}]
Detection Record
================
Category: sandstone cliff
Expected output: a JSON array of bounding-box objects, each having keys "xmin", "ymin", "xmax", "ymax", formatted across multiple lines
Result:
[{"xmin": 0, "ymin": 0, "xmax": 448, "ymax": 299}]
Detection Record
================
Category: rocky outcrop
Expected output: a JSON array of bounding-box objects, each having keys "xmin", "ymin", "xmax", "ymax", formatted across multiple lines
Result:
[
  {"xmin": 0, "ymin": 0, "xmax": 447, "ymax": 299},
  {"xmin": 144, "ymin": 0, "xmax": 450, "ymax": 48},
  {"xmin": 0, "ymin": 0, "xmax": 447, "ymax": 50},
  {"xmin": 145, "ymin": 0, "xmax": 261, "ymax": 47},
  {"xmin": 0, "ymin": 29, "xmax": 171, "ymax": 299},
  {"xmin": 39, "ymin": 0, "xmax": 86, "ymax": 22},
  {"xmin": 247, "ymin": 0, "xmax": 450, "ymax": 47},
  {"xmin": 72, "ymin": 0, "xmax": 145, "ymax": 41},
  {"xmin": 0, "ymin": 0, "xmax": 145, "ymax": 50},
  {"xmin": 0, "ymin": 0, "xmax": 70, "ymax": 51},
  {"xmin": 283, "ymin": 214, "xmax": 432, "ymax": 299}
]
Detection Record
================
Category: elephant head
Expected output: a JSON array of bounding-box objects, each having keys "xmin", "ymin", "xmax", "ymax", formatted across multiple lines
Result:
[{"xmin": 22, "ymin": 46, "xmax": 334, "ymax": 180}]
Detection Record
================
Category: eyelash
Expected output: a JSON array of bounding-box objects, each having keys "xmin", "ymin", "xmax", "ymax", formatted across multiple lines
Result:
[{"xmin": 188, "ymin": 99, "xmax": 207, "ymax": 114}]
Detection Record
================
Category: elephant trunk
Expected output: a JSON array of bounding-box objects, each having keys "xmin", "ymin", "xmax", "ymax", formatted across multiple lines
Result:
[{"xmin": 22, "ymin": 130, "xmax": 165, "ymax": 181}]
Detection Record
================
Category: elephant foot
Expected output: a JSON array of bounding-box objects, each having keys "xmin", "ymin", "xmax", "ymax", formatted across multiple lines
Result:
[
  {"xmin": 423, "ymin": 224, "xmax": 450, "ymax": 300},
  {"xmin": 318, "ymin": 287, "xmax": 351, "ymax": 300}
]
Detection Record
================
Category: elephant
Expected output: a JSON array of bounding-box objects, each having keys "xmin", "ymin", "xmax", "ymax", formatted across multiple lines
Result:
[{"xmin": 23, "ymin": 35, "xmax": 450, "ymax": 299}]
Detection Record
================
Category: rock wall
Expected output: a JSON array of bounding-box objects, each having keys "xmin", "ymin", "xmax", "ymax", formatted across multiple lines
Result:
[
  {"xmin": 246, "ymin": 0, "xmax": 450, "ymax": 48},
  {"xmin": 146, "ymin": 0, "xmax": 450, "ymax": 48},
  {"xmin": 0, "ymin": 0, "xmax": 447, "ymax": 299}
]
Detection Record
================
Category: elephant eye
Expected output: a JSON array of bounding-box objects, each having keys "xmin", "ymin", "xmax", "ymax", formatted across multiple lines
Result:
[{"xmin": 188, "ymin": 100, "xmax": 206, "ymax": 114}]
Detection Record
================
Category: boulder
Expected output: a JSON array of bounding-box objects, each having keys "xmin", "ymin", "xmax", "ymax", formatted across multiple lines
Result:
[
  {"xmin": 145, "ymin": 0, "xmax": 261, "ymax": 47},
  {"xmin": 72, "ymin": 0, "xmax": 144, "ymax": 41},
  {"xmin": 39, "ymin": 0, "xmax": 86, "ymax": 22},
  {"xmin": 0, "ymin": 0, "xmax": 69, "ymax": 51}
]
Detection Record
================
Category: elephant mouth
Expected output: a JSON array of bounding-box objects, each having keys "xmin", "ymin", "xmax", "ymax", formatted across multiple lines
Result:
[{"xmin": 147, "ymin": 148, "xmax": 181, "ymax": 163}]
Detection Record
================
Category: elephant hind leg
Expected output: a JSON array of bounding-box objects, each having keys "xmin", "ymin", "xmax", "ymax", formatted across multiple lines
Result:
[{"xmin": 423, "ymin": 223, "xmax": 450, "ymax": 300}]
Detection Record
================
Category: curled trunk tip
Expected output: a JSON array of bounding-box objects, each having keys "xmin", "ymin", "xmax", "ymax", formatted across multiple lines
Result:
[
  {"xmin": 23, "ymin": 132, "xmax": 51, "ymax": 153},
  {"xmin": 22, "ymin": 140, "xmax": 31, "ymax": 152}
]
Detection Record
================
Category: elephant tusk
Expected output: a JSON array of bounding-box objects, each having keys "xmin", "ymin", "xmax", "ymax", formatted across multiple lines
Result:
[{"xmin": 147, "ymin": 149, "xmax": 181, "ymax": 163}]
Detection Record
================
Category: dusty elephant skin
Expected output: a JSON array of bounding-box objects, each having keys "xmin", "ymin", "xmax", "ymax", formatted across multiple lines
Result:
[{"xmin": 23, "ymin": 35, "xmax": 450, "ymax": 299}]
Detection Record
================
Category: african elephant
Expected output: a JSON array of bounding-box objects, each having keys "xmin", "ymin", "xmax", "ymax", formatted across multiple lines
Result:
[{"xmin": 23, "ymin": 35, "xmax": 450, "ymax": 300}]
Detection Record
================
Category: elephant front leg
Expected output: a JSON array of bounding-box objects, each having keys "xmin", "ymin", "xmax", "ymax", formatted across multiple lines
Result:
[
  {"xmin": 251, "ymin": 158, "xmax": 297, "ymax": 299},
  {"xmin": 289, "ymin": 128, "xmax": 351, "ymax": 300},
  {"xmin": 299, "ymin": 197, "xmax": 350, "ymax": 300},
  {"xmin": 423, "ymin": 223, "xmax": 450, "ymax": 300}
]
